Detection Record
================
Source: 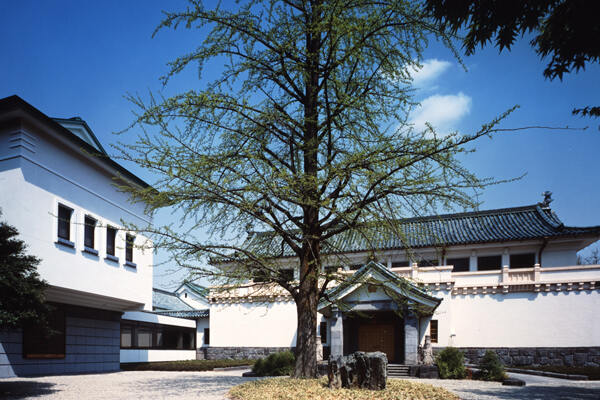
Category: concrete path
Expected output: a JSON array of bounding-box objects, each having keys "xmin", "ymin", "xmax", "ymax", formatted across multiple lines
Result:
[
  {"xmin": 414, "ymin": 372, "xmax": 600, "ymax": 400},
  {"xmin": 1, "ymin": 369, "xmax": 599, "ymax": 400}
]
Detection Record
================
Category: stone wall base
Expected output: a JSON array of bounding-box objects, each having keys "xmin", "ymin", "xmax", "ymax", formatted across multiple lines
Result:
[
  {"xmin": 434, "ymin": 347, "xmax": 600, "ymax": 368},
  {"xmin": 199, "ymin": 346, "xmax": 294, "ymax": 360}
]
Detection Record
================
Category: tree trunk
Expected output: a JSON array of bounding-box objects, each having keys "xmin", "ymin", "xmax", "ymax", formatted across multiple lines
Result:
[{"xmin": 293, "ymin": 241, "xmax": 320, "ymax": 378}]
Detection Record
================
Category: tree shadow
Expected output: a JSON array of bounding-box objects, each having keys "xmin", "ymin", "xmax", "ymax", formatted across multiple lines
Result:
[
  {"xmin": 454, "ymin": 384, "xmax": 600, "ymax": 400},
  {"xmin": 126, "ymin": 374, "xmax": 259, "ymax": 397},
  {"xmin": 0, "ymin": 381, "xmax": 59, "ymax": 399}
]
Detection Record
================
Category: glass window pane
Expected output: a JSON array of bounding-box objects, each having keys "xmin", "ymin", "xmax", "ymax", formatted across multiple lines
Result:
[
  {"xmin": 478, "ymin": 255, "xmax": 502, "ymax": 271},
  {"xmin": 137, "ymin": 329, "xmax": 152, "ymax": 348},
  {"xmin": 510, "ymin": 253, "xmax": 535, "ymax": 269},
  {"xmin": 58, "ymin": 205, "xmax": 71, "ymax": 240},
  {"xmin": 107, "ymin": 227, "xmax": 116, "ymax": 256},
  {"xmin": 448, "ymin": 257, "xmax": 470, "ymax": 272},
  {"xmin": 84, "ymin": 216, "xmax": 96, "ymax": 248},
  {"xmin": 121, "ymin": 327, "xmax": 132, "ymax": 348}
]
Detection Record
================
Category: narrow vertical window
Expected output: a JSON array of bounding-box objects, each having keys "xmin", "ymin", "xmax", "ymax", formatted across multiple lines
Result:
[
  {"xmin": 125, "ymin": 234, "xmax": 135, "ymax": 266},
  {"xmin": 430, "ymin": 320, "xmax": 438, "ymax": 343},
  {"xmin": 204, "ymin": 328, "xmax": 210, "ymax": 345},
  {"xmin": 106, "ymin": 226, "xmax": 118, "ymax": 261},
  {"xmin": 319, "ymin": 321, "xmax": 327, "ymax": 344},
  {"xmin": 57, "ymin": 204, "xmax": 73, "ymax": 244},
  {"xmin": 84, "ymin": 215, "xmax": 97, "ymax": 253}
]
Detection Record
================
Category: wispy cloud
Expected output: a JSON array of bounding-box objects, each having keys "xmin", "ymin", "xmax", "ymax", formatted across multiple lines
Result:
[
  {"xmin": 410, "ymin": 59, "xmax": 452, "ymax": 88},
  {"xmin": 410, "ymin": 92, "xmax": 472, "ymax": 134}
]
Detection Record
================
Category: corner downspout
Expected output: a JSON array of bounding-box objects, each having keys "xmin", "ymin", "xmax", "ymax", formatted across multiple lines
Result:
[{"xmin": 538, "ymin": 237, "xmax": 549, "ymax": 267}]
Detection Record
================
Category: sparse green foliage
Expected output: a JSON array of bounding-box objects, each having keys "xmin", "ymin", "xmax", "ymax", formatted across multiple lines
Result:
[
  {"xmin": 118, "ymin": 0, "xmax": 513, "ymax": 377},
  {"xmin": 252, "ymin": 351, "xmax": 296, "ymax": 376},
  {"xmin": 435, "ymin": 347, "xmax": 466, "ymax": 379},
  {"xmin": 477, "ymin": 350, "xmax": 506, "ymax": 381},
  {"xmin": 0, "ymin": 212, "xmax": 50, "ymax": 329}
]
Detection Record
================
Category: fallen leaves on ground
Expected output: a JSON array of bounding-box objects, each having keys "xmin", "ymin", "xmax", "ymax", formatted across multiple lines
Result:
[{"xmin": 228, "ymin": 377, "xmax": 459, "ymax": 400}]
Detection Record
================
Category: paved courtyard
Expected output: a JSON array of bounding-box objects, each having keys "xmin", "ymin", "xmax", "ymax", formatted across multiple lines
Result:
[{"xmin": 1, "ymin": 369, "xmax": 599, "ymax": 400}]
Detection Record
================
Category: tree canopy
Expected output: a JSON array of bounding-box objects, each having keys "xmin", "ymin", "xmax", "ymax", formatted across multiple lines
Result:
[
  {"xmin": 119, "ymin": 0, "xmax": 512, "ymax": 377},
  {"xmin": 0, "ymin": 212, "xmax": 50, "ymax": 329},
  {"xmin": 425, "ymin": 0, "xmax": 600, "ymax": 117}
]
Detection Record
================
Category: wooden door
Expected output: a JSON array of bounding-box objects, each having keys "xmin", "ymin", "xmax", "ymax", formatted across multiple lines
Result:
[{"xmin": 357, "ymin": 323, "xmax": 395, "ymax": 362}]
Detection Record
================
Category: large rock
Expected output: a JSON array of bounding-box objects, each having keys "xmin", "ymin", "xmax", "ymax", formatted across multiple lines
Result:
[{"xmin": 327, "ymin": 351, "xmax": 387, "ymax": 390}]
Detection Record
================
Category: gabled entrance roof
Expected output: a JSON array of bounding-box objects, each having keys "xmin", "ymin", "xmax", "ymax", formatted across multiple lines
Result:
[{"xmin": 318, "ymin": 261, "xmax": 442, "ymax": 315}]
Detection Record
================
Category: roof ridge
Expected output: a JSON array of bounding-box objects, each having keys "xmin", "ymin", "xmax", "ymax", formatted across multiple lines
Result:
[{"xmin": 152, "ymin": 287, "xmax": 176, "ymax": 296}]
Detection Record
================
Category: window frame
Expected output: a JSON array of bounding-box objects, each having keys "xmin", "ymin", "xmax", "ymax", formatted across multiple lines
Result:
[
  {"xmin": 477, "ymin": 255, "xmax": 502, "ymax": 271},
  {"xmin": 56, "ymin": 203, "xmax": 74, "ymax": 247},
  {"xmin": 447, "ymin": 257, "xmax": 470, "ymax": 272},
  {"xmin": 120, "ymin": 320, "xmax": 196, "ymax": 350},
  {"xmin": 83, "ymin": 215, "xmax": 98, "ymax": 255},
  {"xmin": 510, "ymin": 253, "xmax": 536, "ymax": 269},
  {"xmin": 23, "ymin": 308, "xmax": 66, "ymax": 359},
  {"xmin": 125, "ymin": 233, "xmax": 136, "ymax": 267},
  {"xmin": 105, "ymin": 226, "xmax": 118, "ymax": 262},
  {"xmin": 429, "ymin": 320, "xmax": 438, "ymax": 343}
]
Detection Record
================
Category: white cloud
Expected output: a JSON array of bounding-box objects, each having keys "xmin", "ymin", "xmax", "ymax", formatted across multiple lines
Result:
[
  {"xmin": 409, "ymin": 59, "xmax": 452, "ymax": 88},
  {"xmin": 410, "ymin": 92, "xmax": 472, "ymax": 134}
]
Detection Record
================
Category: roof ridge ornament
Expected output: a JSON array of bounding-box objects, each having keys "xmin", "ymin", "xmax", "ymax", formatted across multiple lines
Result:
[{"xmin": 541, "ymin": 191, "xmax": 553, "ymax": 208}]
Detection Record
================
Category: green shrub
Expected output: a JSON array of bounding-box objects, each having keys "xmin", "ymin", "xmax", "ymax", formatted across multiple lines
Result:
[
  {"xmin": 435, "ymin": 347, "xmax": 466, "ymax": 379},
  {"xmin": 252, "ymin": 351, "xmax": 295, "ymax": 376},
  {"xmin": 478, "ymin": 350, "xmax": 506, "ymax": 381}
]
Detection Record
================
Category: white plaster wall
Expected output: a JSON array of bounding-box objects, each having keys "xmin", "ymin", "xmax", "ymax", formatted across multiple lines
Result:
[
  {"xmin": 197, "ymin": 318, "xmax": 210, "ymax": 347},
  {"xmin": 0, "ymin": 126, "xmax": 154, "ymax": 310},
  {"xmin": 120, "ymin": 349, "xmax": 196, "ymax": 363},
  {"xmin": 432, "ymin": 290, "xmax": 600, "ymax": 348},
  {"xmin": 543, "ymin": 249, "xmax": 578, "ymax": 268},
  {"xmin": 210, "ymin": 301, "xmax": 298, "ymax": 347}
]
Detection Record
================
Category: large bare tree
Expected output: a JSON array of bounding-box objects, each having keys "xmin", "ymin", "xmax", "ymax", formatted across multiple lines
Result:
[{"xmin": 118, "ymin": 0, "xmax": 512, "ymax": 377}]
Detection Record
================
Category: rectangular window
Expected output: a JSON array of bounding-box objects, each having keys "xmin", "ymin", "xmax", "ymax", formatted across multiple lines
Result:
[
  {"xmin": 324, "ymin": 266, "xmax": 338, "ymax": 274},
  {"xmin": 447, "ymin": 257, "xmax": 470, "ymax": 272},
  {"xmin": 120, "ymin": 325, "xmax": 132, "ymax": 348},
  {"xmin": 57, "ymin": 204, "xmax": 73, "ymax": 242},
  {"xmin": 280, "ymin": 269, "xmax": 294, "ymax": 282},
  {"xmin": 510, "ymin": 253, "xmax": 535, "ymax": 269},
  {"xmin": 349, "ymin": 263, "xmax": 363, "ymax": 270},
  {"xmin": 106, "ymin": 227, "xmax": 117, "ymax": 257},
  {"xmin": 84, "ymin": 215, "xmax": 97, "ymax": 251},
  {"xmin": 430, "ymin": 320, "xmax": 438, "ymax": 343},
  {"xmin": 418, "ymin": 259, "xmax": 438, "ymax": 267},
  {"xmin": 23, "ymin": 308, "xmax": 66, "ymax": 358},
  {"xmin": 136, "ymin": 328, "xmax": 153, "ymax": 348},
  {"xmin": 477, "ymin": 255, "xmax": 502, "ymax": 271},
  {"xmin": 252, "ymin": 269, "xmax": 269, "ymax": 283},
  {"xmin": 391, "ymin": 261, "xmax": 410, "ymax": 268},
  {"xmin": 204, "ymin": 328, "xmax": 210, "ymax": 345},
  {"xmin": 120, "ymin": 321, "xmax": 195, "ymax": 350},
  {"xmin": 319, "ymin": 321, "xmax": 327, "ymax": 344},
  {"xmin": 125, "ymin": 234, "xmax": 135, "ymax": 265}
]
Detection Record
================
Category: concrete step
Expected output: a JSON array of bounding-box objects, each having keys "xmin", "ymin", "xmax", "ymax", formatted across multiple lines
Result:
[{"xmin": 387, "ymin": 364, "xmax": 411, "ymax": 377}]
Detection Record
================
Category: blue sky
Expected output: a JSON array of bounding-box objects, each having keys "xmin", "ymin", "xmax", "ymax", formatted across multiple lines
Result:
[{"xmin": 2, "ymin": 1, "xmax": 599, "ymax": 289}]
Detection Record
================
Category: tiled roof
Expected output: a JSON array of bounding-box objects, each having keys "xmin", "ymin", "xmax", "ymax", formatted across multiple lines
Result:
[
  {"xmin": 152, "ymin": 288, "xmax": 193, "ymax": 311},
  {"xmin": 243, "ymin": 204, "xmax": 600, "ymax": 258},
  {"xmin": 179, "ymin": 281, "xmax": 208, "ymax": 298},
  {"xmin": 155, "ymin": 310, "xmax": 209, "ymax": 319}
]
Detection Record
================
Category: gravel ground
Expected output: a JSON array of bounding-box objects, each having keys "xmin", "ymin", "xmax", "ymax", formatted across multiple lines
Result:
[
  {"xmin": 411, "ymin": 373, "xmax": 600, "ymax": 400},
  {"xmin": 0, "ymin": 369, "xmax": 257, "ymax": 400},
  {"xmin": 1, "ymin": 369, "xmax": 599, "ymax": 400}
]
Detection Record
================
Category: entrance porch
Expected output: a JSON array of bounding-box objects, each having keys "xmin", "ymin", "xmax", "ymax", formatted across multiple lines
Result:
[{"xmin": 320, "ymin": 261, "xmax": 441, "ymax": 364}]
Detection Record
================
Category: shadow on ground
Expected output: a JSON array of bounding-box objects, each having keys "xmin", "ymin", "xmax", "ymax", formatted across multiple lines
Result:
[
  {"xmin": 455, "ymin": 384, "xmax": 600, "ymax": 400},
  {"xmin": 0, "ymin": 381, "xmax": 59, "ymax": 399},
  {"xmin": 127, "ymin": 374, "xmax": 257, "ymax": 397}
]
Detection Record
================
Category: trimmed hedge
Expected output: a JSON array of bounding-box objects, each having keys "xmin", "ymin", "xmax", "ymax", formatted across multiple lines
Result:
[
  {"xmin": 435, "ymin": 347, "xmax": 466, "ymax": 379},
  {"xmin": 120, "ymin": 359, "xmax": 254, "ymax": 371},
  {"xmin": 477, "ymin": 350, "xmax": 506, "ymax": 381},
  {"xmin": 252, "ymin": 351, "xmax": 295, "ymax": 376}
]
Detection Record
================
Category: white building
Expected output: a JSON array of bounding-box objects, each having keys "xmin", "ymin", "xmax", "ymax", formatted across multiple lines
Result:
[
  {"xmin": 0, "ymin": 96, "xmax": 196, "ymax": 377},
  {"xmin": 207, "ymin": 200, "xmax": 600, "ymax": 367}
]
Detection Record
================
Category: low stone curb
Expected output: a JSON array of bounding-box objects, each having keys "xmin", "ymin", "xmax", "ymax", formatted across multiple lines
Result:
[
  {"xmin": 465, "ymin": 364, "xmax": 588, "ymax": 381},
  {"xmin": 212, "ymin": 366, "xmax": 253, "ymax": 371},
  {"xmin": 505, "ymin": 367, "xmax": 588, "ymax": 381}
]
